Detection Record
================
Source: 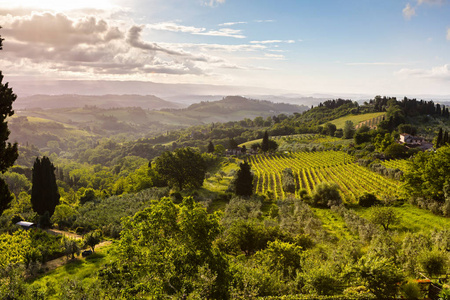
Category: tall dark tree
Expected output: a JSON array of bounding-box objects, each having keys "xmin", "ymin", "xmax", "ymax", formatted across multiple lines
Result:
[
  {"xmin": 0, "ymin": 29, "xmax": 19, "ymax": 214},
  {"xmin": 207, "ymin": 141, "xmax": 215, "ymax": 153},
  {"xmin": 436, "ymin": 128, "xmax": 443, "ymax": 148},
  {"xmin": 31, "ymin": 156, "xmax": 60, "ymax": 217},
  {"xmin": 234, "ymin": 161, "xmax": 254, "ymax": 196},
  {"xmin": 444, "ymin": 131, "xmax": 449, "ymax": 146},
  {"xmin": 261, "ymin": 131, "xmax": 269, "ymax": 153}
]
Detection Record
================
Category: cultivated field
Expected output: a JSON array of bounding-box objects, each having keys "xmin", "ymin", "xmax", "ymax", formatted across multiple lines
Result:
[{"xmin": 248, "ymin": 151, "xmax": 403, "ymax": 202}]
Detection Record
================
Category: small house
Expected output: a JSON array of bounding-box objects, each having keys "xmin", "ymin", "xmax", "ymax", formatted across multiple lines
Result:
[{"xmin": 399, "ymin": 134, "xmax": 424, "ymax": 145}]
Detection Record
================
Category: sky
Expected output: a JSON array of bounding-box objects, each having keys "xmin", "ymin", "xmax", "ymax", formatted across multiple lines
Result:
[{"xmin": 0, "ymin": 0, "xmax": 449, "ymax": 97}]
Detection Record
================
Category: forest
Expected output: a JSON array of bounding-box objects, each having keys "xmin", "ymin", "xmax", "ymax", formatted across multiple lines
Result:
[{"xmin": 2, "ymin": 29, "xmax": 450, "ymax": 298}]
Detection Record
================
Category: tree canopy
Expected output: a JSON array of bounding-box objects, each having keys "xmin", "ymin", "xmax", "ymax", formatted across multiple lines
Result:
[{"xmin": 154, "ymin": 147, "xmax": 206, "ymax": 190}]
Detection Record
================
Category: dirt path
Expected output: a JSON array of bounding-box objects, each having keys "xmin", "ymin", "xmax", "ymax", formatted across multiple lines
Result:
[{"xmin": 45, "ymin": 228, "xmax": 83, "ymax": 239}]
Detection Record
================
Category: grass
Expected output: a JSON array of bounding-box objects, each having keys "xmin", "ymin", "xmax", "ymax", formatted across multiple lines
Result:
[
  {"xmin": 328, "ymin": 112, "xmax": 385, "ymax": 129},
  {"xmin": 356, "ymin": 203, "xmax": 450, "ymax": 234},
  {"xmin": 313, "ymin": 208, "xmax": 357, "ymax": 241},
  {"xmin": 29, "ymin": 244, "xmax": 114, "ymax": 298}
]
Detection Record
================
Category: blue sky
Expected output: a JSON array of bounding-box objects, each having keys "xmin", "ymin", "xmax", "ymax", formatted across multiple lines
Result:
[{"xmin": 0, "ymin": 0, "xmax": 449, "ymax": 96}]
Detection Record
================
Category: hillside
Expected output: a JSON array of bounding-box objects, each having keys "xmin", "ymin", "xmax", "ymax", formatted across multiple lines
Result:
[
  {"xmin": 14, "ymin": 94, "xmax": 182, "ymax": 110},
  {"xmin": 10, "ymin": 96, "xmax": 308, "ymax": 148}
]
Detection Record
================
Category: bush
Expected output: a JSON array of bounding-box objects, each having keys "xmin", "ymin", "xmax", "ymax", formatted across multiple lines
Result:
[
  {"xmin": 358, "ymin": 193, "xmax": 378, "ymax": 207},
  {"xmin": 400, "ymin": 280, "xmax": 423, "ymax": 300},
  {"xmin": 311, "ymin": 182, "xmax": 342, "ymax": 208},
  {"xmin": 418, "ymin": 249, "xmax": 447, "ymax": 277}
]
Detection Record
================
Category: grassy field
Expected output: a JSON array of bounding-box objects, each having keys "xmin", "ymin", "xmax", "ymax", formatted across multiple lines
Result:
[
  {"xmin": 312, "ymin": 207, "xmax": 357, "ymax": 241},
  {"xmin": 29, "ymin": 244, "xmax": 114, "ymax": 298},
  {"xmin": 356, "ymin": 203, "xmax": 450, "ymax": 234},
  {"xmin": 328, "ymin": 112, "xmax": 385, "ymax": 129}
]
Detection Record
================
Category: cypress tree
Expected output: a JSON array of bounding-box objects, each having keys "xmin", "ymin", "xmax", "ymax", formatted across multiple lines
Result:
[
  {"xmin": 234, "ymin": 161, "xmax": 254, "ymax": 196},
  {"xmin": 444, "ymin": 131, "xmax": 449, "ymax": 146},
  {"xmin": 436, "ymin": 128, "xmax": 443, "ymax": 148},
  {"xmin": 261, "ymin": 131, "xmax": 269, "ymax": 153},
  {"xmin": 31, "ymin": 156, "xmax": 60, "ymax": 217},
  {"xmin": 207, "ymin": 141, "xmax": 215, "ymax": 153}
]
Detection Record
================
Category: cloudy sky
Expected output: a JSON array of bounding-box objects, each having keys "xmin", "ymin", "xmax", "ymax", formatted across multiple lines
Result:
[{"xmin": 0, "ymin": 0, "xmax": 449, "ymax": 96}]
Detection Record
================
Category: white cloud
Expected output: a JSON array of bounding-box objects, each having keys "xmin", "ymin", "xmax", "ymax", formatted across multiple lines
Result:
[
  {"xmin": 403, "ymin": 3, "xmax": 416, "ymax": 20},
  {"xmin": 2, "ymin": 12, "xmax": 123, "ymax": 47},
  {"xmin": 147, "ymin": 22, "xmax": 206, "ymax": 34},
  {"xmin": 145, "ymin": 22, "xmax": 245, "ymax": 38},
  {"xmin": 0, "ymin": 12, "xmax": 231, "ymax": 77},
  {"xmin": 195, "ymin": 28, "xmax": 246, "ymax": 39},
  {"xmin": 396, "ymin": 64, "xmax": 450, "ymax": 80},
  {"xmin": 255, "ymin": 20, "xmax": 275, "ymax": 23},
  {"xmin": 218, "ymin": 21, "xmax": 247, "ymax": 26},
  {"xmin": 250, "ymin": 40, "xmax": 295, "ymax": 44}
]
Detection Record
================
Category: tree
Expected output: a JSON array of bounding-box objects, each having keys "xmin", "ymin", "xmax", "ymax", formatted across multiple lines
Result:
[
  {"xmin": 369, "ymin": 206, "xmax": 400, "ymax": 231},
  {"xmin": 62, "ymin": 237, "xmax": 81, "ymax": 260},
  {"xmin": 207, "ymin": 141, "xmax": 215, "ymax": 153},
  {"xmin": 0, "ymin": 30, "xmax": 19, "ymax": 214},
  {"xmin": 228, "ymin": 138, "xmax": 238, "ymax": 149},
  {"xmin": 31, "ymin": 156, "xmax": 60, "ymax": 218},
  {"xmin": 311, "ymin": 182, "xmax": 342, "ymax": 208},
  {"xmin": 281, "ymin": 168, "xmax": 296, "ymax": 194},
  {"xmin": 358, "ymin": 192, "xmax": 378, "ymax": 207},
  {"xmin": 0, "ymin": 179, "xmax": 13, "ymax": 214},
  {"xmin": 112, "ymin": 197, "xmax": 229, "ymax": 298},
  {"xmin": 234, "ymin": 161, "xmax": 254, "ymax": 196},
  {"xmin": 404, "ymin": 146, "xmax": 450, "ymax": 201},
  {"xmin": 436, "ymin": 128, "xmax": 443, "ymax": 148},
  {"xmin": 154, "ymin": 147, "xmax": 206, "ymax": 190},
  {"xmin": 84, "ymin": 230, "xmax": 102, "ymax": 252},
  {"xmin": 324, "ymin": 123, "xmax": 337, "ymax": 137},
  {"xmin": 261, "ymin": 131, "xmax": 269, "ymax": 153},
  {"xmin": 343, "ymin": 120, "xmax": 355, "ymax": 139},
  {"xmin": 354, "ymin": 256, "xmax": 405, "ymax": 299}
]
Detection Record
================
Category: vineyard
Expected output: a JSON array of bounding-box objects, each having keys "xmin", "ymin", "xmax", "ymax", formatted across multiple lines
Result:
[
  {"xmin": 248, "ymin": 151, "xmax": 403, "ymax": 202},
  {"xmin": 381, "ymin": 159, "xmax": 410, "ymax": 172}
]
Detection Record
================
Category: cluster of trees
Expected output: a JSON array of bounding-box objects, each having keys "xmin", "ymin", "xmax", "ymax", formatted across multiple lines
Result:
[{"xmin": 6, "ymin": 192, "xmax": 450, "ymax": 299}]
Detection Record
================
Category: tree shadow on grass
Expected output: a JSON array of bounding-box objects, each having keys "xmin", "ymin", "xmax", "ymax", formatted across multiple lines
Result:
[{"xmin": 63, "ymin": 259, "xmax": 83, "ymax": 274}]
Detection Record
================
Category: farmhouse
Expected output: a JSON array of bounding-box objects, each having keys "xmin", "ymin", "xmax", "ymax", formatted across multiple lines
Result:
[{"xmin": 399, "ymin": 133, "xmax": 424, "ymax": 145}]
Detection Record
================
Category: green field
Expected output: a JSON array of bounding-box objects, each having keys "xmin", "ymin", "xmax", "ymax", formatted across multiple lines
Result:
[{"xmin": 328, "ymin": 112, "xmax": 385, "ymax": 129}]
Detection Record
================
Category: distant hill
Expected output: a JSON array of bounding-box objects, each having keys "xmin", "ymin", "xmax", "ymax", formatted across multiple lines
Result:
[
  {"xmin": 10, "ymin": 95, "xmax": 309, "ymax": 147},
  {"xmin": 14, "ymin": 94, "xmax": 182, "ymax": 110},
  {"xmin": 183, "ymin": 96, "xmax": 308, "ymax": 116}
]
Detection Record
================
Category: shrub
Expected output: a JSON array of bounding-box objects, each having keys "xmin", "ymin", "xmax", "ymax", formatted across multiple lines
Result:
[
  {"xmin": 358, "ymin": 193, "xmax": 378, "ymax": 207},
  {"xmin": 311, "ymin": 182, "xmax": 342, "ymax": 208}
]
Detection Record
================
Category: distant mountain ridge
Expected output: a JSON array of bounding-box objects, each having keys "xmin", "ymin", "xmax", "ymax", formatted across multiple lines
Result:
[
  {"xmin": 15, "ymin": 94, "xmax": 182, "ymax": 110},
  {"xmin": 183, "ymin": 96, "xmax": 308, "ymax": 115}
]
